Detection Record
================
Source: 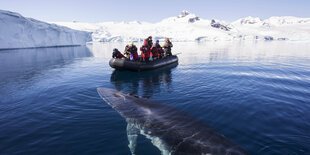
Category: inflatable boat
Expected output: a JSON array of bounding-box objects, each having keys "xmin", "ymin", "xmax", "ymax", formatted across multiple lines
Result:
[{"xmin": 109, "ymin": 55, "xmax": 178, "ymax": 71}]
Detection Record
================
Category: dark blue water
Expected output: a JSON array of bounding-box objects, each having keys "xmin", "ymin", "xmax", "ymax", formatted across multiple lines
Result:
[{"xmin": 0, "ymin": 42, "xmax": 310, "ymax": 154}]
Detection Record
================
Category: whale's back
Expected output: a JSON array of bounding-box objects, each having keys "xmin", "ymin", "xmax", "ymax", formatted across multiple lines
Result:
[{"xmin": 97, "ymin": 87, "xmax": 248, "ymax": 155}]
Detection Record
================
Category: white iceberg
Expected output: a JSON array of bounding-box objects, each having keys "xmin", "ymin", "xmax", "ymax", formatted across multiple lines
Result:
[{"xmin": 0, "ymin": 10, "xmax": 92, "ymax": 50}]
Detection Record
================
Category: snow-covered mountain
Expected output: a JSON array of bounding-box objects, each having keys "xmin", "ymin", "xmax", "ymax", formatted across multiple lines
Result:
[
  {"xmin": 53, "ymin": 10, "xmax": 310, "ymax": 42},
  {"xmin": 0, "ymin": 10, "xmax": 92, "ymax": 50},
  {"xmin": 1, "ymin": 9, "xmax": 309, "ymax": 49}
]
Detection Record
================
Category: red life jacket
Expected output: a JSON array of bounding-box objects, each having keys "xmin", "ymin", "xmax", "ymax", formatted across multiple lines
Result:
[
  {"xmin": 140, "ymin": 45, "xmax": 150, "ymax": 58},
  {"xmin": 140, "ymin": 46, "xmax": 145, "ymax": 58},
  {"xmin": 133, "ymin": 51, "xmax": 139, "ymax": 60},
  {"xmin": 151, "ymin": 47, "xmax": 159, "ymax": 57},
  {"xmin": 119, "ymin": 52, "xmax": 125, "ymax": 58}
]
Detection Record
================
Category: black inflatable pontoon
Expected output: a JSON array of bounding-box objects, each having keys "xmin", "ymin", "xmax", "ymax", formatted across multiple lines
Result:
[{"xmin": 109, "ymin": 56, "xmax": 178, "ymax": 71}]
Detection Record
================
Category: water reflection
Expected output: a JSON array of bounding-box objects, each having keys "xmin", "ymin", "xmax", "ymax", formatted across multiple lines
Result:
[
  {"xmin": 0, "ymin": 46, "xmax": 93, "ymax": 95},
  {"xmin": 173, "ymin": 41, "xmax": 310, "ymax": 65},
  {"xmin": 209, "ymin": 50, "xmax": 229, "ymax": 62},
  {"xmin": 110, "ymin": 63, "xmax": 178, "ymax": 98},
  {"xmin": 0, "ymin": 46, "xmax": 93, "ymax": 78}
]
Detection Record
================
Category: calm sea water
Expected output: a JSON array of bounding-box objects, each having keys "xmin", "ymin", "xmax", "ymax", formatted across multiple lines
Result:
[{"xmin": 0, "ymin": 42, "xmax": 310, "ymax": 155}]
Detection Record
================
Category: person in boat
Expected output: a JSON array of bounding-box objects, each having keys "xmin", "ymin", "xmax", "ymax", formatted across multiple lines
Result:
[
  {"xmin": 140, "ymin": 40, "xmax": 151, "ymax": 62},
  {"xmin": 163, "ymin": 38, "xmax": 173, "ymax": 57},
  {"xmin": 150, "ymin": 43, "xmax": 159, "ymax": 60},
  {"xmin": 128, "ymin": 42, "xmax": 139, "ymax": 61},
  {"xmin": 156, "ymin": 40, "xmax": 165, "ymax": 58},
  {"xmin": 112, "ymin": 48, "xmax": 124, "ymax": 59},
  {"xmin": 123, "ymin": 44, "xmax": 131, "ymax": 59},
  {"xmin": 151, "ymin": 40, "xmax": 163, "ymax": 59},
  {"xmin": 145, "ymin": 36, "xmax": 153, "ymax": 48}
]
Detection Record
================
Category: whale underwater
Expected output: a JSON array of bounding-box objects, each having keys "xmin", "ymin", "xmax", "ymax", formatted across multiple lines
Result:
[{"xmin": 97, "ymin": 88, "xmax": 248, "ymax": 155}]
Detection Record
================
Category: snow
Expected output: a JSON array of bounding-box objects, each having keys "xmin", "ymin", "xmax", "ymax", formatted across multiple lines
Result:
[
  {"xmin": 233, "ymin": 16, "xmax": 262, "ymax": 25},
  {"xmin": 0, "ymin": 10, "xmax": 92, "ymax": 50},
  {"xmin": 53, "ymin": 10, "xmax": 310, "ymax": 42},
  {"xmin": 1, "ymin": 9, "xmax": 309, "ymax": 48}
]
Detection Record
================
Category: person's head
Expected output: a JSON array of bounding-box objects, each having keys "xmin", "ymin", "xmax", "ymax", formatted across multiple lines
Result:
[
  {"xmin": 149, "ymin": 36, "xmax": 152, "ymax": 39},
  {"xmin": 130, "ymin": 42, "xmax": 134, "ymax": 46},
  {"xmin": 143, "ymin": 40, "xmax": 148, "ymax": 45},
  {"xmin": 156, "ymin": 40, "xmax": 159, "ymax": 44},
  {"xmin": 113, "ymin": 48, "xmax": 118, "ymax": 52},
  {"xmin": 166, "ymin": 38, "xmax": 169, "ymax": 41}
]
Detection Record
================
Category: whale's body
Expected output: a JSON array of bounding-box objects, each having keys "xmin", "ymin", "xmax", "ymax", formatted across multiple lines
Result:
[{"xmin": 97, "ymin": 88, "xmax": 247, "ymax": 155}]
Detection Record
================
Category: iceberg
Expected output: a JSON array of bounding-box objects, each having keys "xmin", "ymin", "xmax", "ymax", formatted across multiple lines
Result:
[
  {"xmin": 0, "ymin": 10, "xmax": 92, "ymax": 50},
  {"xmin": 1, "ymin": 9, "xmax": 309, "ymax": 45}
]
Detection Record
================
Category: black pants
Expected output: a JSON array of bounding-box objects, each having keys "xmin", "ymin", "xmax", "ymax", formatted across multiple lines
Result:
[
  {"xmin": 140, "ymin": 57, "xmax": 150, "ymax": 62},
  {"xmin": 166, "ymin": 50, "xmax": 172, "ymax": 56}
]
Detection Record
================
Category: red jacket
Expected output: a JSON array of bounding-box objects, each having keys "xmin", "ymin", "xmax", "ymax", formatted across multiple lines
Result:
[
  {"xmin": 140, "ymin": 45, "xmax": 150, "ymax": 58},
  {"xmin": 153, "ymin": 43, "xmax": 163, "ymax": 57},
  {"xmin": 133, "ymin": 51, "xmax": 139, "ymax": 60},
  {"xmin": 151, "ymin": 46, "xmax": 159, "ymax": 57}
]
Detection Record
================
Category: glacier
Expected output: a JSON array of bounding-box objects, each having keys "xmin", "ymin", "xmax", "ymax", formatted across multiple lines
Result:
[
  {"xmin": 1, "ymin": 9, "xmax": 309, "ymax": 48},
  {"xmin": 53, "ymin": 10, "xmax": 310, "ymax": 42},
  {"xmin": 0, "ymin": 10, "xmax": 92, "ymax": 50}
]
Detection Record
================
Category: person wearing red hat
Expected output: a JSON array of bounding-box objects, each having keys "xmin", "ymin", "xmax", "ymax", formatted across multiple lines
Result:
[
  {"xmin": 145, "ymin": 36, "xmax": 153, "ymax": 48},
  {"xmin": 140, "ymin": 40, "xmax": 151, "ymax": 61}
]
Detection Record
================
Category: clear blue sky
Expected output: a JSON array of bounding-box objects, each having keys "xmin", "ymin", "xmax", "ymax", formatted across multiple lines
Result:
[{"xmin": 1, "ymin": 0, "xmax": 309, "ymax": 22}]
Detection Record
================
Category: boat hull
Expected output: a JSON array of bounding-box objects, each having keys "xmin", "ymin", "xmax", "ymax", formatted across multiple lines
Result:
[{"xmin": 109, "ymin": 56, "xmax": 178, "ymax": 71}]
